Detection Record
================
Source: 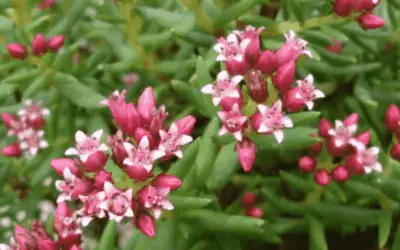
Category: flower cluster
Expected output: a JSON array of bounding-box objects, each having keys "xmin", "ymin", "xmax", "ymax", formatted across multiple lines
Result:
[
  {"xmin": 298, "ymin": 113, "xmax": 382, "ymax": 185},
  {"xmin": 7, "ymin": 33, "xmax": 64, "ymax": 60},
  {"xmin": 1, "ymin": 100, "xmax": 50, "ymax": 157},
  {"xmin": 203, "ymin": 26, "xmax": 324, "ymax": 172},
  {"xmin": 385, "ymin": 105, "xmax": 400, "ymax": 160},
  {"xmin": 0, "ymin": 220, "xmax": 81, "ymax": 250},
  {"xmin": 334, "ymin": 0, "xmax": 385, "ymax": 30},
  {"xmin": 49, "ymin": 87, "xmax": 195, "ymax": 239},
  {"xmin": 241, "ymin": 192, "xmax": 264, "ymax": 218}
]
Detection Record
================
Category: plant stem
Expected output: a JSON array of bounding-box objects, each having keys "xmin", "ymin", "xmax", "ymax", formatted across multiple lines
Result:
[{"xmin": 13, "ymin": 0, "xmax": 29, "ymax": 28}]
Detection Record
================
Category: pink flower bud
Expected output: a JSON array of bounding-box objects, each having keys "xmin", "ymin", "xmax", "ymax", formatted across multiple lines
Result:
[
  {"xmin": 275, "ymin": 30, "xmax": 312, "ymax": 66},
  {"xmin": 308, "ymin": 133, "xmax": 322, "ymax": 156},
  {"xmin": 250, "ymin": 112, "xmax": 263, "ymax": 132},
  {"xmin": 32, "ymin": 33, "xmax": 47, "ymax": 56},
  {"xmin": 125, "ymin": 165, "xmax": 152, "ymax": 181},
  {"xmin": 385, "ymin": 104, "xmax": 400, "ymax": 132},
  {"xmin": 314, "ymin": 169, "xmax": 331, "ymax": 186},
  {"xmin": 282, "ymin": 87, "xmax": 305, "ymax": 112},
  {"xmin": 241, "ymin": 192, "xmax": 256, "ymax": 208},
  {"xmin": 175, "ymin": 115, "xmax": 196, "ymax": 135},
  {"xmin": 245, "ymin": 207, "xmax": 264, "ymax": 218},
  {"xmin": 272, "ymin": 60, "xmax": 295, "ymax": 92},
  {"xmin": 1, "ymin": 112, "xmax": 18, "ymax": 129},
  {"xmin": 69, "ymin": 245, "xmax": 83, "ymax": 250},
  {"xmin": 236, "ymin": 139, "xmax": 256, "ymax": 172},
  {"xmin": 51, "ymin": 158, "xmax": 80, "ymax": 176},
  {"xmin": 46, "ymin": 35, "xmax": 64, "ymax": 52},
  {"xmin": 38, "ymin": 239, "xmax": 57, "ymax": 250},
  {"xmin": 345, "ymin": 153, "xmax": 364, "ymax": 175},
  {"xmin": 219, "ymin": 91, "xmax": 244, "ymax": 111},
  {"xmin": 152, "ymin": 174, "xmax": 182, "ymax": 190},
  {"xmin": 225, "ymin": 59, "xmax": 250, "ymax": 75},
  {"xmin": 138, "ymin": 87, "xmax": 156, "ymax": 124},
  {"xmin": 7, "ymin": 43, "xmax": 27, "ymax": 60},
  {"xmin": 358, "ymin": 14, "xmax": 385, "ymax": 30},
  {"xmin": 94, "ymin": 170, "xmax": 113, "ymax": 189},
  {"xmin": 343, "ymin": 113, "xmax": 359, "ymax": 127},
  {"xmin": 108, "ymin": 131, "xmax": 128, "ymax": 168},
  {"xmin": 326, "ymin": 39, "xmax": 343, "ymax": 55},
  {"xmin": 1, "ymin": 143, "xmax": 22, "ymax": 157},
  {"xmin": 58, "ymin": 234, "xmax": 81, "ymax": 250},
  {"xmin": 326, "ymin": 137, "xmax": 348, "ymax": 157},
  {"xmin": 136, "ymin": 213, "xmax": 156, "ymax": 238},
  {"xmin": 333, "ymin": 0, "xmax": 353, "ymax": 17},
  {"xmin": 39, "ymin": 0, "xmax": 55, "ymax": 10},
  {"xmin": 332, "ymin": 165, "xmax": 349, "ymax": 183},
  {"xmin": 255, "ymin": 50, "xmax": 277, "ymax": 75},
  {"xmin": 247, "ymin": 70, "xmax": 269, "ymax": 103},
  {"xmin": 298, "ymin": 156, "xmax": 316, "ymax": 172},
  {"xmin": 318, "ymin": 118, "xmax": 332, "ymax": 138},
  {"xmin": 355, "ymin": 130, "xmax": 371, "ymax": 146},
  {"xmin": 83, "ymin": 151, "xmax": 108, "ymax": 172},
  {"xmin": 391, "ymin": 144, "xmax": 400, "ymax": 161},
  {"xmin": 134, "ymin": 128, "xmax": 155, "ymax": 148},
  {"xmin": 353, "ymin": 0, "xmax": 381, "ymax": 11}
]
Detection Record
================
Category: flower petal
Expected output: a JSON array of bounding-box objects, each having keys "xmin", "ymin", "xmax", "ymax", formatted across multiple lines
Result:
[{"xmin": 273, "ymin": 130, "xmax": 284, "ymax": 144}]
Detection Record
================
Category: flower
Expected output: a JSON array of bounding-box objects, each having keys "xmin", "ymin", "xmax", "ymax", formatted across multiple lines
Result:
[
  {"xmin": 275, "ymin": 30, "xmax": 312, "ymax": 66},
  {"xmin": 123, "ymin": 136, "xmax": 165, "ymax": 173},
  {"xmin": 107, "ymin": 130, "xmax": 128, "ymax": 168},
  {"xmin": 236, "ymin": 139, "xmax": 256, "ymax": 172},
  {"xmin": 214, "ymin": 33, "xmax": 247, "ymax": 62},
  {"xmin": 217, "ymin": 103, "xmax": 248, "ymax": 141},
  {"xmin": 78, "ymin": 191, "xmax": 107, "ymax": 226},
  {"xmin": 328, "ymin": 120, "xmax": 357, "ymax": 148},
  {"xmin": 65, "ymin": 130, "xmax": 108, "ymax": 163},
  {"xmin": 55, "ymin": 168, "xmax": 93, "ymax": 203},
  {"xmin": 294, "ymin": 74, "xmax": 324, "ymax": 110},
  {"xmin": 348, "ymin": 139, "xmax": 383, "ymax": 174},
  {"xmin": 138, "ymin": 185, "xmax": 173, "ymax": 219},
  {"xmin": 201, "ymin": 71, "xmax": 243, "ymax": 106},
  {"xmin": 18, "ymin": 128, "xmax": 49, "ymax": 156},
  {"xmin": 158, "ymin": 123, "xmax": 193, "ymax": 158},
  {"xmin": 251, "ymin": 100, "xmax": 293, "ymax": 143},
  {"xmin": 98, "ymin": 182, "xmax": 134, "ymax": 222}
]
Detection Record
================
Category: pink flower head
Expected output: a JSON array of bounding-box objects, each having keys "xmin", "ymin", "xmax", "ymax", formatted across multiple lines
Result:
[
  {"xmin": 217, "ymin": 103, "xmax": 248, "ymax": 141},
  {"xmin": 123, "ymin": 136, "xmax": 165, "ymax": 173},
  {"xmin": 94, "ymin": 170, "xmax": 113, "ymax": 189},
  {"xmin": 241, "ymin": 192, "xmax": 256, "ymax": 208},
  {"xmin": 51, "ymin": 158, "xmax": 80, "ymax": 177},
  {"xmin": 54, "ymin": 202, "xmax": 82, "ymax": 239},
  {"xmin": 348, "ymin": 139, "xmax": 383, "ymax": 174},
  {"xmin": 233, "ymin": 26, "xmax": 265, "ymax": 64},
  {"xmin": 18, "ymin": 99, "xmax": 50, "ymax": 129},
  {"xmin": 213, "ymin": 33, "xmax": 247, "ymax": 62},
  {"xmin": 314, "ymin": 169, "xmax": 331, "ymax": 186},
  {"xmin": 13, "ymin": 225, "xmax": 37, "ymax": 249},
  {"xmin": 135, "ymin": 213, "xmax": 156, "ymax": 238},
  {"xmin": 327, "ymin": 120, "xmax": 357, "ymax": 149},
  {"xmin": 39, "ymin": 0, "xmax": 55, "ymax": 10},
  {"xmin": 245, "ymin": 207, "xmax": 264, "ymax": 218},
  {"xmin": 3, "ymin": 113, "xmax": 27, "ymax": 137},
  {"xmin": 294, "ymin": 74, "xmax": 324, "ymax": 110},
  {"xmin": 138, "ymin": 185, "xmax": 173, "ymax": 219},
  {"xmin": 275, "ymin": 30, "xmax": 312, "ymax": 66},
  {"xmin": 201, "ymin": 71, "xmax": 243, "ymax": 107},
  {"xmin": 121, "ymin": 72, "xmax": 138, "ymax": 87},
  {"xmin": 138, "ymin": 87, "xmax": 157, "ymax": 125},
  {"xmin": 252, "ymin": 100, "xmax": 293, "ymax": 143},
  {"xmin": 256, "ymin": 50, "xmax": 277, "ymax": 75},
  {"xmin": 158, "ymin": 123, "xmax": 193, "ymax": 158},
  {"xmin": 175, "ymin": 115, "xmax": 196, "ymax": 135},
  {"xmin": 7, "ymin": 43, "xmax": 27, "ymax": 60},
  {"xmin": 65, "ymin": 130, "xmax": 108, "ymax": 163},
  {"xmin": 46, "ymin": 35, "xmax": 64, "ymax": 52},
  {"xmin": 385, "ymin": 104, "xmax": 400, "ymax": 132},
  {"xmin": 98, "ymin": 182, "xmax": 134, "ymax": 222},
  {"xmin": 358, "ymin": 14, "xmax": 385, "ymax": 30},
  {"xmin": 18, "ymin": 129, "xmax": 48, "ymax": 156},
  {"xmin": 147, "ymin": 105, "xmax": 169, "ymax": 137},
  {"xmin": 55, "ymin": 168, "xmax": 93, "ymax": 203},
  {"xmin": 152, "ymin": 174, "xmax": 182, "ymax": 191},
  {"xmin": 78, "ymin": 191, "xmax": 107, "ymax": 226},
  {"xmin": 247, "ymin": 69, "xmax": 269, "ymax": 103},
  {"xmin": 1, "ymin": 143, "xmax": 22, "ymax": 157}
]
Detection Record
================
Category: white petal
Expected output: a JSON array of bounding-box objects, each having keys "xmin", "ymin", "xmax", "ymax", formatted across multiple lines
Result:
[
  {"xmin": 103, "ymin": 181, "xmax": 114, "ymax": 195},
  {"xmin": 80, "ymin": 154, "xmax": 89, "ymax": 163},
  {"xmin": 334, "ymin": 120, "xmax": 344, "ymax": 128},
  {"xmin": 37, "ymin": 130, "xmax": 45, "ymax": 137},
  {"xmin": 55, "ymin": 180, "xmax": 64, "ymax": 190},
  {"xmin": 19, "ymin": 142, "xmax": 28, "ymax": 149},
  {"xmin": 125, "ymin": 208, "xmax": 134, "ymax": 217},
  {"xmin": 151, "ymin": 150, "xmax": 165, "ymax": 161},
  {"xmin": 240, "ymin": 38, "xmax": 251, "ymax": 51},
  {"xmin": 305, "ymin": 74, "xmax": 314, "ymax": 85},
  {"xmin": 162, "ymin": 200, "xmax": 174, "ymax": 210},
  {"xmin": 217, "ymin": 111, "xmax": 227, "ymax": 120},
  {"xmin": 75, "ymin": 131, "xmax": 87, "ymax": 144},
  {"xmin": 123, "ymin": 158, "xmax": 134, "ymax": 166},
  {"xmin": 372, "ymin": 163, "xmax": 383, "ymax": 173},
  {"xmin": 233, "ymin": 131, "xmax": 243, "ymax": 141},
  {"xmin": 328, "ymin": 129, "xmax": 336, "ymax": 136},
  {"xmin": 98, "ymin": 201, "xmax": 108, "ymax": 211},
  {"xmin": 18, "ymin": 109, "xmax": 26, "ymax": 116},
  {"xmin": 212, "ymin": 97, "xmax": 221, "ymax": 106},
  {"xmin": 304, "ymin": 50, "xmax": 313, "ymax": 58},
  {"xmin": 349, "ymin": 139, "xmax": 365, "ymax": 152},
  {"xmin": 39, "ymin": 140, "xmax": 49, "ymax": 149},
  {"xmin": 305, "ymin": 101, "xmax": 314, "ymax": 110},
  {"xmin": 313, "ymin": 89, "xmax": 325, "ymax": 99},
  {"xmin": 91, "ymin": 130, "xmax": 103, "ymax": 140},
  {"xmin": 334, "ymin": 138, "xmax": 345, "ymax": 147},
  {"xmin": 369, "ymin": 147, "xmax": 380, "ymax": 156},
  {"xmin": 283, "ymin": 116, "xmax": 293, "ymax": 128},
  {"xmin": 174, "ymin": 150, "xmax": 183, "ymax": 159},
  {"xmin": 81, "ymin": 217, "xmax": 93, "ymax": 227},
  {"xmin": 63, "ymin": 167, "xmax": 74, "ymax": 181},
  {"xmin": 231, "ymin": 75, "xmax": 243, "ymax": 86},
  {"xmin": 213, "ymin": 43, "xmax": 224, "ymax": 53},
  {"xmin": 41, "ymin": 108, "xmax": 50, "ymax": 117},
  {"xmin": 99, "ymin": 99, "xmax": 109, "ymax": 106},
  {"xmin": 295, "ymin": 92, "xmax": 302, "ymax": 99},
  {"xmin": 98, "ymin": 143, "xmax": 108, "ymax": 151},
  {"xmin": 56, "ymin": 194, "xmax": 69, "ymax": 203},
  {"xmin": 217, "ymin": 71, "xmax": 229, "ymax": 81},
  {"xmin": 123, "ymin": 142, "xmax": 135, "ymax": 153},
  {"xmin": 153, "ymin": 208, "xmax": 162, "ymax": 220},
  {"xmin": 139, "ymin": 136, "xmax": 150, "ymax": 149},
  {"xmin": 216, "ymin": 55, "xmax": 227, "ymax": 61},
  {"xmin": 201, "ymin": 84, "xmax": 215, "ymax": 94},
  {"xmin": 364, "ymin": 167, "xmax": 373, "ymax": 174},
  {"xmin": 348, "ymin": 124, "xmax": 357, "ymax": 133},
  {"xmin": 169, "ymin": 123, "xmax": 178, "ymax": 134},
  {"xmin": 65, "ymin": 147, "xmax": 79, "ymax": 156},
  {"xmin": 257, "ymin": 123, "xmax": 270, "ymax": 133},
  {"xmin": 227, "ymin": 33, "xmax": 238, "ymax": 44},
  {"xmin": 234, "ymin": 54, "xmax": 243, "ymax": 62},
  {"xmin": 179, "ymin": 135, "xmax": 193, "ymax": 145},
  {"xmin": 218, "ymin": 126, "xmax": 229, "ymax": 136},
  {"xmin": 144, "ymin": 164, "xmax": 153, "ymax": 172},
  {"xmin": 29, "ymin": 147, "xmax": 38, "ymax": 156},
  {"xmin": 274, "ymin": 100, "xmax": 283, "ymax": 111},
  {"xmin": 273, "ymin": 130, "xmax": 284, "ymax": 144}
]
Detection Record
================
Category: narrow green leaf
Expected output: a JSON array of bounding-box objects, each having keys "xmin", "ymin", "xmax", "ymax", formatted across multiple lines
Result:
[
  {"xmin": 2, "ymin": 69, "xmax": 40, "ymax": 84},
  {"xmin": 195, "ymin": 56, "xmax": 213, "ymax": 88},
  {"xmin": 288, "ymin": 111, "xmax": 321, "ymax": 126},
  {"xmin": 194, "ymin": 137, "xmax": 218, "ymax": 188},
  {"xmin": 214, "ymin": 0, "xmax": 260, "ymax": 27},
  {"xmin": 301, "ymin": 30, "xmax": 333, "ymax": 46},
  {"xmin": 169, "ymin": 195, "xmax": 213, "ymax": 209},
  {"xmin": 55, "ymin": 72, "xmax": 105, "ymax": 109},
  {"xmin": 308, "ymin": 215, "xmax": 328, "ymax": 250},
  {"xmin": 97, "ymin": 221, "xmax": 117, "ymax": 250},
  {"xmin": 22, "ymin": 73, "xmax": 49, "ymax": 100},
  {"xmin": 262, "ymin": 188, "xmax": 306, "ymax": 215},
  {"xmin": 239, "ymin": 15, "xmax": 274, "ymax": 27},
  {"xmin": 207, "ymin": 142, "xmax": 240, "ymax": 191},
  {"xmin": 393, "ymin": 223, "xmax": 400, "ymax": 249},
  {"xmin": 379, "ymin": 211, "xmax": 392, "ymax": 248},
  {"xmin": 373, "ymin": 178, "xmax": 400, "ymax": 202},
  {"xmin": 0, "ymin": 83, "xmax": 16, "ymax": 100},
  {"xmin": 354, "ymin": 77, "xmax": 378, "ymax": 107},
  {"xmin": 168, "ymin": 138, "xmax": 200, "ymax": 179},
  {"xmin": 280, "ymin": 171, "xmax": 316, "ymax": 192},
  {"xmin": 312, "ymin": 45, "xmax": 356, "ymax": 66}
]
